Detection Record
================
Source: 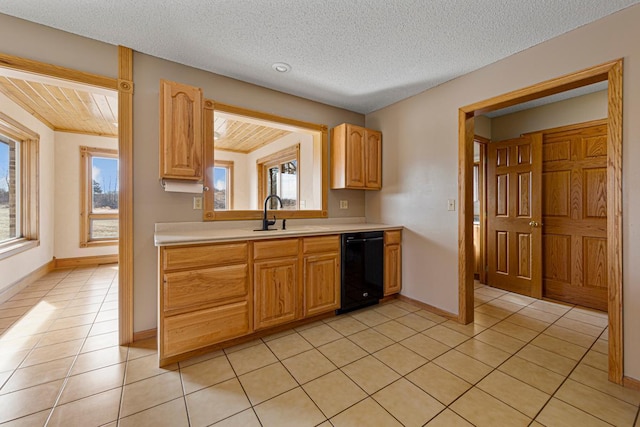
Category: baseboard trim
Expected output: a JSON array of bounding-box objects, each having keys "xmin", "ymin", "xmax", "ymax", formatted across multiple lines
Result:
[
  {"xmin": 0, "ymin": 259, "xmax": 55, "ymax": 304},
  {"xmin": 396, "ymin": 294, "xmax": 458, "ymax": 321},
  {"xmin": 133, "ymin": 328, "xmax": 157, "ymax": 341},
  {"xmin": 54, "ymin": 254, "xmax": 118, "ymax": 269},
  {"xmin": 623, "ymin": 376, "xmax": 640, "ymax": 391}
]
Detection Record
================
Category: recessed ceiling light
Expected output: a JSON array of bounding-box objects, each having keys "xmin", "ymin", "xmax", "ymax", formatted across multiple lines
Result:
[{"xmin": 272, "ymin": 62, "xmax": 291, "ymax": 73}]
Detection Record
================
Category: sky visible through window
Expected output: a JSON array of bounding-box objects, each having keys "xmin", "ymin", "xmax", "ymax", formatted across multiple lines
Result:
[
  {"xmin": 214, "ymin": 167, "xmax": 226, "ymax": 190},
  {"xmin": 0, "ymin": 142, "xmax": 8, "ymax": 191},
  {"xmin": 92, "ymin": 156, "xmax": 119, "ymax": 193}
]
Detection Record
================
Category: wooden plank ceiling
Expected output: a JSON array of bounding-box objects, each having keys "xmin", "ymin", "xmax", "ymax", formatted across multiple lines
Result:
[
  {"xmin": 0, "ymin": 76, "xmax": 118, "ymax": 137},
  {"xmin": 214, "ymin": 115, "xmax": 291, "ymax": 153}
]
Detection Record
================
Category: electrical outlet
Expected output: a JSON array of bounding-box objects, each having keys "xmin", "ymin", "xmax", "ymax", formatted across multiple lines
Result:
[
  {"xmin": 193, "ymin": 196, "xmax": 203, "ymax": 210},
  {"xmin": 340, "ymin": 200, "xmax": 348, "ymax": 209},
  {"xmin": 447, "ymin": 199, "xmax": 456, "ymax": 211}
]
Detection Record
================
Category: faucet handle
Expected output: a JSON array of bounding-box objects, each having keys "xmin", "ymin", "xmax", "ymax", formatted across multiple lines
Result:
[{"xmin": 282, "ymin": 219, "xmax": 287, "ymax": 230}]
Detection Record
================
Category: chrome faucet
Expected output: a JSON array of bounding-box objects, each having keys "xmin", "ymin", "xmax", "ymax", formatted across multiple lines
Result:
[{"xmin": 261, "ymin": 194, "xmax": 283, "ymax": 230}]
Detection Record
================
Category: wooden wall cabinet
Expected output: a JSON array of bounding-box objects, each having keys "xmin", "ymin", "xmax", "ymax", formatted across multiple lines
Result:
[
  {"xmin": 159, "ymin": 242, "xmax": 251, "ymax": 364},
  {"xmin": 331, "ymin": 123, "xmax": 382, "ymax": 190},
  {"xmin": 159, "ymin": 79, "xmax": 203, "ymax": 180},
  {"xmin": 253, "ymin": 239, "xmax": 300, "ymax": 330},
  {"xmin": 303, "ymin": 235, "xmax": 341, "ymax": 316},
  {"xmin": 384, "ymin": 230, "xmax": 402, "ymax": 295}
]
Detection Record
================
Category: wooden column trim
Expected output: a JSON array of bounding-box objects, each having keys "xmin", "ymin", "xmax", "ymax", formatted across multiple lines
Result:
[
  {"xmin": 606, "ymin": 59, "xmax": 623, "ymax": 384},
  {"xmin": 458, "ymin": 59, "xmax": 624, "ymax": 384},
  {"xmin": 458, "ymin": 110, "xmax": 474, "ymax": 324},
  {"xmin": 118, "ymin": 46, "xmax": 134, "ymax": 345}
]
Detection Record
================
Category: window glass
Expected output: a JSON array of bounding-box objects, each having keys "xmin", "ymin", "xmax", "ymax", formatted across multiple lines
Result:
[
  {"xmin": 213, "ymin": 165, "xmax": 230, "ymax": 210},
  {"xmin": 90, "ymin": 218, "xmax": 119, "ymax": 239},
  {"xmin": 0, "ymin": 136, "xmax": 19, "ymax": 243},
  {"xmin": 91, "ymin": 156, "xmax": 119, "ymax": 213}
]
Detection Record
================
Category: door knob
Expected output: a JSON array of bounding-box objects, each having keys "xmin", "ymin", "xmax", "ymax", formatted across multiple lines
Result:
[{"xmin": 528, "ymin": 221, "xmax": 542, "ymax": 228}]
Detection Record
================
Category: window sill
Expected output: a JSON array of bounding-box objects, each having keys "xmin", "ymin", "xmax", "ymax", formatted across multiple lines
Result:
[
  {"xmin": 0, "ymin": 239, "xmax": 39, "ymax": 261},
  {"xmin": 80, "ymin": 240, "xmax": 119, "ymax": 248}
]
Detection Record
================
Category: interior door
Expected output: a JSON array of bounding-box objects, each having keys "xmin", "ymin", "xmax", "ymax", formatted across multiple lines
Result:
[
  {"xmin": 487, "ymin": 134, "xmax": 542, "ymax": 297},
  {"xmin": 542, "ymin": 123, "xmax": 608, "ymax": 311}
]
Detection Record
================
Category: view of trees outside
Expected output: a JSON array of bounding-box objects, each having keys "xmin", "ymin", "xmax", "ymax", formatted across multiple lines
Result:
[
  {"xmin": 91, "ymin": 156, "xmax": 119, "ymax": 239},
  {"xmin": 213, "ymin": 166, "xmax": 228, "ymax": 210},
  {"xmin": 0, "ymin": 138, "xmax": 16, "ymax": 243}
]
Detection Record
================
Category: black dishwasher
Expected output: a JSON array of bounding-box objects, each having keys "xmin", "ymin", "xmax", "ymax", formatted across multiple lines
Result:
[{"xmin": 337, "ymin": 231, "xmax": 384, "ymax": 314}]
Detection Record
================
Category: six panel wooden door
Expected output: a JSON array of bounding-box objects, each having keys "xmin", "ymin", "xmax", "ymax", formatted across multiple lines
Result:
[
  {"xmin": 542, "ymin": 123, "xmax": 608, "ymax": 311},
  {"xmin": 487, "ymin": 134, "xmax": 542, "ymax": 297}
]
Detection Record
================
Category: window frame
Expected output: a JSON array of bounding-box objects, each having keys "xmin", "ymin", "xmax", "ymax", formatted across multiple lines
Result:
[
  {"xmin": 80, "ymin": 146, "xmax": 119, "ymax": 247},
  {"xmin": 257, "ymin": 144, "xmax": 300, "ymax": 209},
  {"xmin": 0, "ymin": 112, "xmax": 39, "ymax": 260},
  {"xmin": 212, "ymin": 159, "xmax": 234, "ymax": 210}
]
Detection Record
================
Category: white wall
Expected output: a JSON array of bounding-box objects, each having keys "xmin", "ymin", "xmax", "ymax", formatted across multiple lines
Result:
[
  {"xmin": 366, "ymin": 4, "xmax": 640, "ymax": 379},
  {"xmin": 53, "ymin": 132, "xmax": 118, "ymax": 259},
  {"xmin": 213, "ymin": 150, "xmax": 249, "ymax": 209},
  {"xmin": 0, "ymin": 92, "xmax": 55, "ymax": 293},
  {"xmin": 491, "ymin": 90, "xmax": 608, "ymax": 140}
]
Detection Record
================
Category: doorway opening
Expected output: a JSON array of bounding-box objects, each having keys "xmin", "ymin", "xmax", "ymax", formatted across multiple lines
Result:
[
  {"xmin": 458, "ymin": 60, "xmax": 623, "ymax": 383},
  {"xmin": 0, "ymin": 49, "xmax": 133, "ymax": 345}
]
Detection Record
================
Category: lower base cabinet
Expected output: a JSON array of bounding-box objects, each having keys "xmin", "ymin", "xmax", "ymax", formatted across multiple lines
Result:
[
  {"xmin": 158, "ymin": 230, "xmax": 400, "ymax": 365},
  {"xmin": 303, "ymin": 236, "xmax": 340, "ymax": 316},
  {"xmin": 254, "ymin": 257, "xmax": 299, "ymax": 330},
  {"xmin": 384, "ymin": 230, "xmax": 402, "ymax": 295},
  {"xmin": 163, "ymin": 301, "xmax": 250, "ymax": 358}
]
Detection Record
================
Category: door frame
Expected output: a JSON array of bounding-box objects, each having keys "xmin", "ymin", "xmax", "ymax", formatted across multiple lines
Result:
[
  {"xmin": 0, "ymin": 48, "xmax": 135, "ymax": 345},
  {"xmin": 458, "ymin": 59, "xmax": 623, "ymax": 383}
]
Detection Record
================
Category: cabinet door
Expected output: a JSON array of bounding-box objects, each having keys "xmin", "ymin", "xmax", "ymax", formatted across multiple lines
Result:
[
  {"xmin": 254, "ymin": 257, "xmax": 298, "ymax": 329},
  {"xmin": 384, "ymin": 243, "xmax": 402, "ymax": 295},
  {"xmin": 345, "ymin": 124, "xmax": 366, "ymax": 188},
  {"xmin": 160, "ymin": 79, "xmax": 203, "ymax": 180},
  {"xmin": 364, "ymin": 129, "xmax": 382, "ymax": 189},
  {"xmin": 304, "ymin": 252, "xmax": 340, "ymax": 316}
]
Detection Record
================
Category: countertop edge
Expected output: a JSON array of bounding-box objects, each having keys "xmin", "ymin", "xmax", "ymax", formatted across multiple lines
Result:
[{"xmin": 155, "ymin": 223, "xmax": 403, "ymax": 246}]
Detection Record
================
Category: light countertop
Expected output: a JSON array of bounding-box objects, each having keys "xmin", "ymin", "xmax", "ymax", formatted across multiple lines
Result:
[{"xmin": 155, "ymin": 217, "xmax": 402, "ymax": 246}]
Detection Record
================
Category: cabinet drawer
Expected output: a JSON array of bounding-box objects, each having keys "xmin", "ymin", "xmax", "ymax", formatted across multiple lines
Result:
[
  {"xmin": 163, "ymin": 264, "xmax": 249, "ymax": 313},
  {"xmin": 163, "ymin": 301, "xmax": 250, "ymax": 357},
  {"xmin": 385, "ymin": 230, "xmax": 402, "ymax": 245},
  {"xmin": 163, "ymin": 242, "xmax": 248, "ymax": 271},
  {"xmin": 303, "ymin": 235, "xmax": 340, "ymax": 254},
  {"xmin": 253, "ymin": 239, "xmax": 299, "ymax": 260}
]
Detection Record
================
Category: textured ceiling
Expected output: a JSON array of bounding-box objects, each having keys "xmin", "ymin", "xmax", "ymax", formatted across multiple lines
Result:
[{"xmin": 0, "ymin": 1, "xmax": 638, "ymax": 114}]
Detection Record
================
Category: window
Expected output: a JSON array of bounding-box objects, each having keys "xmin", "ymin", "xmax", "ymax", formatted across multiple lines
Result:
[
  {"xmin": 213, "ymin": 160, "xmax": 234, "ymax": 210},
  {"xmin": 0, "ymin": 112, "xmax": 39, "ymax": 259},
  {"xmin": 80, "ymin": 146, "xmax": 118, "ymax": 247},
  {"xmin": 257, "ymin": 144, "xmax": 299, "ymax": 210}
]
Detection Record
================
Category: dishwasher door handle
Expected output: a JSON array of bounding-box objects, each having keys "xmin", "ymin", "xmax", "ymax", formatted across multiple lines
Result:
[{"xmin": 345, "ymin": 237, "xmax": 383, "ymax": 244}]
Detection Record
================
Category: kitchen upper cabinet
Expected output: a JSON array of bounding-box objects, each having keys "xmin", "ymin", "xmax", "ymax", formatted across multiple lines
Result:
[
  {"xmin": 253, "ymin": 239, "xmax": 300, "ymax": 330},
  {"xmin": 384, "ymin": 230, "xmax": 402, "ymax": 295},
  {"xmin": 303, "ymin": 236, "xmax": 340, "ymax": 316},
  {"xmin": 331, "ymin": 123, "xmax": 382, "ymax": 190},
  {"xmin": 159, "ymin": 79, "xmax": 203, "ymax": 180}
]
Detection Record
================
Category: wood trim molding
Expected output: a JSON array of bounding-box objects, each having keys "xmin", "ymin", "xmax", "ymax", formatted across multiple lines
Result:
[
  {"xmin": 133, "ymin": 328, "xmax": 157, "ymax": 341},
  {"xmin": 623, "ymin": 376, "xmax": 640, "ymax": 391},
  {"xmin": 396, "ymin": 295, "xmax": 458, "ymax": 321},
  {"xmin": 0, "ymin": 259, "xmax": 54, "ymax": 304},
  {"xmin": 0, "ymin": 52, "xmax": 118, "ymax": 90},
  {"xmin": 54, "ymin": 255, "xmax": 118, "ymax": 269},
  {"xmin": 458, "ymin": 59, "xmax": 624, "ymax": 384},
  {"xmin": 118, "ymin": 46, "xmax": 134, "ymax": 346}
]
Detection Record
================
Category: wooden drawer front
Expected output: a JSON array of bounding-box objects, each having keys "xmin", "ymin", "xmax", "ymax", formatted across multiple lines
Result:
[
  {"xmin": 163, "ymin": 242, "xmax": 248, "ymax": 271},
  {"xmin": 163, "ymin": 264, "xmax": 249, "ymax": 313},
  {"xmin": 385, "ymin": 230, "xmax": 402, "ymax": 245},
  {"xmin": 163, "ymin": 301, "xmax": 250, "ymax": 357},
  {"xmin": 253, "ymin": 239, "xmax": 299, "ymax": 260},
  {"xmin": 303, "ymin": 235, "xmax": 340, "ymax": 254}
]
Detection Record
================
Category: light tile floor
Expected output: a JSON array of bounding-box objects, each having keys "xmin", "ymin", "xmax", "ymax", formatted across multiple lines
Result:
[{"xmin": 1, "ymin": 267, "xmax": 639, "ymax": 426}]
